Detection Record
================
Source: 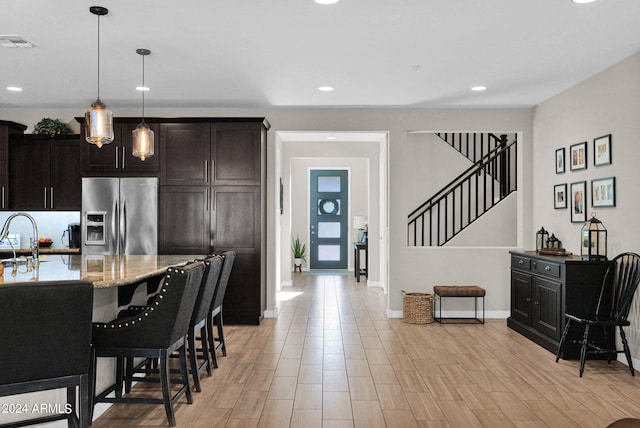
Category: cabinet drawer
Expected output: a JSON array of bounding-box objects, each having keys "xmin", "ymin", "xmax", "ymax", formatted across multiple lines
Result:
[
  {"xmin": 511, "ymin": 255, "xmax": 531, "ymax": 271},
  {"xmin": 532, "ymin": 260, "xmax": 561, "ymax": 278}
]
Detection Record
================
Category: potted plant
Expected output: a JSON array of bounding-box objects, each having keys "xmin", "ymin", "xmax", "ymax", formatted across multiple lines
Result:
[
  {"xmin": 33, "ymin": 118, "xmax": 72, "ymax": 137},
  {"xmin": 292, "ymin": 236, "xmax": 307, "ymax": 269}
]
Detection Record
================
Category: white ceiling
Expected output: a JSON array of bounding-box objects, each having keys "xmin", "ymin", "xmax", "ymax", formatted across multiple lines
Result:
[{"xmin": 1, "ymin": 0, "xmax": 640, "ymax": 110}]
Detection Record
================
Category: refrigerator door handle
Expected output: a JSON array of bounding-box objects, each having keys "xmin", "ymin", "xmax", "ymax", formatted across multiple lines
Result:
[
  {"xmin": 112, "ymin": 198, "xmax": 119, "ymax": 255},
  {"xmin": 121, "ymin": 201, "xmax": 127, "ymax": 253}
]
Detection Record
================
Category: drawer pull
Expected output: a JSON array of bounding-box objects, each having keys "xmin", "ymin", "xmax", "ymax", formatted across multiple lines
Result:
[
  {"xmin": 545, "ymin": 266, "xmax": 551, "ymax": 271},
  {"xmin": 518, "ymin": 260, "xmax": 524, "ymax": 265}
]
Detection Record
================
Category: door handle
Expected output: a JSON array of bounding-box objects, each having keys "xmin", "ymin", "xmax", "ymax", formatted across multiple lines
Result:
[
  {"xmin": 44, "ymin": 187, "xmax": 47, "ymax": 209},
  {"xmin": 205, "ymin": 160, "xmax": 209, "ymax": 183},
  {"xmin": 50, "ymin": 187, "xmax": 54, "ymax": 209},
  {"xmin": 115, "ymin": 146, "xmax": 119, "ymax": 169},
  {"xmin": 122, "ymin": 146, "xmax": 126, "ymax": 169}
]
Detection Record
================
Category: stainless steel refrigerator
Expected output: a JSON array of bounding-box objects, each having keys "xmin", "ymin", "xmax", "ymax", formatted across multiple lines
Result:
[{"xmin": 82, "ymin": 177, "xmax": 158, "ymax": 255}]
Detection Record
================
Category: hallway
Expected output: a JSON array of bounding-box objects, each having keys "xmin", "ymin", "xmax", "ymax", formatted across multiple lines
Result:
[{"xmin": 93, "ymin": 273, "xmax": 640, "ymax": 427}]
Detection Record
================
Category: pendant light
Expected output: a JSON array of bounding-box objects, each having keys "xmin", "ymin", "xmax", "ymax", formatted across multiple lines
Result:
[
  {"xmin": 132, "ymin": 48, "xmax": 154, "ymax": 161},
  {"xmin": 85, "ymin": 6, "xmax": 114, "ymax": 148}
]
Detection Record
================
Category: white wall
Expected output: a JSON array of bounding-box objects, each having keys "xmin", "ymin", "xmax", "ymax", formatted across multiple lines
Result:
[
  {"xmin": 533, "ymin": 52, "xmax": 640, "ymax": 363},
  {"xmin": 0, "ymin": 106, "xmax": 534, "ymax": 318}
]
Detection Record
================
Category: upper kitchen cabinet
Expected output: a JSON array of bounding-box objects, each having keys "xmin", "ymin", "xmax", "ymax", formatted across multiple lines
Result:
[
  {"xmin": 80, "ymin": 119, "xmax": 160, "ymax": 175},
  {"xmin": 9, "ymin": 134, "xmax": 82, "ymax": 211},
  {"xmin": 160, "ymin": 119, "xmax": 268, "ymax": 186},
  {"xmin": 0, "ymin": 121, "xmax": 27, "ymax": 211},
  {"xmin": 160, "ymin": 122, "xmax": 210, "ymax": 185}
]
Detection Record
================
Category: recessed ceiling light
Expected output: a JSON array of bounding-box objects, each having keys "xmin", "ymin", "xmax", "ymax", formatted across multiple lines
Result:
[
  {"xmin": 327, "ymin": 136, "xmax": 336, "ymax": 140},
  {"xmin": 315, "ymin": 0, "xmax": 339, "ymax": 4},
  {"xmin": 318, "ymin": 86, "xmax": 334, "ymax": 92},
  {"xmin": 6, "ymin": 86, "xmax": 23, "ymax": 92},
  {"xmin": 135, "ymin": 86, "xmax": 150, "ymax": 91},
  {"xmin": 471, "ymin": 86, "xmax": 487, "ymax": 92},
  {"xmin": 572, "ymin": 0, "xmax": 596, "ymax": 3}
]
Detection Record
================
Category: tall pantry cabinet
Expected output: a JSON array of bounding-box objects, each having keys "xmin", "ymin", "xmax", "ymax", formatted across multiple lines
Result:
[
  {"xmin": 159, "ymin": 118, "xmax": 269, "ymax": 325},
  {"xmin": 0, "ymin": 121, "xmax": 27, "ymax": 210}
]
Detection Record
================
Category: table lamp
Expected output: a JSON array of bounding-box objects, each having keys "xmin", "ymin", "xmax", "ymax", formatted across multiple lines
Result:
[{"xmin": 353, "ymin": 215, "xmax": 368, "ymax": 243}]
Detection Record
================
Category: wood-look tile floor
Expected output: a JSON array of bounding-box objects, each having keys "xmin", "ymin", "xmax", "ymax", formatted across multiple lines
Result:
[{"xmin": 92, "ymin": 273, "xmax": 640, "ymax": 427}]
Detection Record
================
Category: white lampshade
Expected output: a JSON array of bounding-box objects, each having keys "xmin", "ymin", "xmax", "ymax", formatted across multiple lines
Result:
[{"xmin": 353, "ymin": 215, "xmax": 368, "ymax": 230}]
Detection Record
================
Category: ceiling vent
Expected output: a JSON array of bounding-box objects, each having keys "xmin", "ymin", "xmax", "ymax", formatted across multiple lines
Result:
[{"xmin": 0, "ymin": 35, "xmax": 35, "ymax": 48}]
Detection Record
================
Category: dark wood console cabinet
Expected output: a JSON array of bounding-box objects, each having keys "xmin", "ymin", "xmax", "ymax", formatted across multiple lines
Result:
[{"xmin": 508, "ymin": 251, "xmax": 610, "ymax": 359}]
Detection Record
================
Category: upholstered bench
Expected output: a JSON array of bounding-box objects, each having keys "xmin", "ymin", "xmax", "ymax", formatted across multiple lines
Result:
[{"xmin": 433, "ymin": 285, "xmax": 485, "ymax": 324}]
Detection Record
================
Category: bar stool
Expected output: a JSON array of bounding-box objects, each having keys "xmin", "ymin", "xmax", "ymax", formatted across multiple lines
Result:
[
  {"xmin": 207, "ymin": 251, "xmax": 236, "ymax": 368},
  {"xmin": 89, "ymin": 262, "xmax": 205, "ymax": 427},
  {"xmin": 0, "ymin": 281, "xmax": 93, "ymax": 428}
]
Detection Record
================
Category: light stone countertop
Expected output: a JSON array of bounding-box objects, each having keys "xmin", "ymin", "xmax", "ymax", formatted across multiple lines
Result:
[{"xmin": 0, "ymin": 254, "xmax": 205, "ymax": 287}]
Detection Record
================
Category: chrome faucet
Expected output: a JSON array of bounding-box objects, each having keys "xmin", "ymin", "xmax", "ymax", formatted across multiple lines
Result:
[{"xmin": 1, "ymin": 212, "xmax": 40, "ymax": 265}]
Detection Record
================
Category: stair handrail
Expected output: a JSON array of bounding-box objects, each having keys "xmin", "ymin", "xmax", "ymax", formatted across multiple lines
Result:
[{"xmin": 408, "ymin": 138, "xmax": 516, "ymax": 222}]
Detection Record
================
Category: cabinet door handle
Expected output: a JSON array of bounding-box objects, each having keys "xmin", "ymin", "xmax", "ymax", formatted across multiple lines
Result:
[
  {"xmin": 205, "ymin": 188, "xmax": 209, "ymax": 212},
  {"xmin": 115, "ymin": 146, "xmax": 119, "ymax": 169},
  {"xmin": 526, "ymin": 298, "xmax": 531, "ymax": 302},
  {"xmin": 518, "ymin": 260, "xmax": 524, "ymax": 265},
  {"xmin": 211, "ymin": 160, "xmax": 215, "ymax": 183},
  {"xmin": 534, "ymin": 301, "xmax": 540, "ymax": 305},
  {"xmin": 205, "ymin": 160, "xmax": 209, "ymax": 183},
  {"xmin": 50, "ymin": 187, "xmax": 54, "ymax": 209},
  {"xmin": 44, "ymin": 187, "xmax": 47, "ymax": 208},
  {"xmin": 544, "ymin": 266, "xmax": 551, "ymax": 271},
  {"xmin": 122, "ymin": 146, "xmax": 126, "ymax": 169}
]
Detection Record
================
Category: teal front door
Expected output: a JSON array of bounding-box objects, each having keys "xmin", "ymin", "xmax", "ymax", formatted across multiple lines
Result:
[{"xmin": 309, "ymin": 169, "xmax": 348, "ymax": 269}]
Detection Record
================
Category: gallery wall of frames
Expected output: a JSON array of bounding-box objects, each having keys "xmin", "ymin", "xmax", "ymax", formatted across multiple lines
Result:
[{"xmin": 554, "ymin": 134, "xmax": 614, "ymax": 223}]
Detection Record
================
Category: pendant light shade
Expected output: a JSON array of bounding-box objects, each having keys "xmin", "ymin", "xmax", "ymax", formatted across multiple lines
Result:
[
  {"xmin": 132, "ymin": 48, "xmax": 154, "ymax": 161},
  {"xmin": 85, "ymin": 6, "xmax": 114, "ymax": 148}
]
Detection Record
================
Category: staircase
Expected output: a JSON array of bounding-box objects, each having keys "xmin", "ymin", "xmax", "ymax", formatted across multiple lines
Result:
[{"xmin": 408, "ymin": 133, "xmax": 517, "ymax": 247}]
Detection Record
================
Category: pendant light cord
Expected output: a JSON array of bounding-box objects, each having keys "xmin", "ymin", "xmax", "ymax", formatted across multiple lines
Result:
[
  {"xmin": 96, "ymin": 13, "xmax": 101, "ymax": 100},
  {"xmin": 141, "ymin": 53, "xmax": 145, "ymax": 120}
]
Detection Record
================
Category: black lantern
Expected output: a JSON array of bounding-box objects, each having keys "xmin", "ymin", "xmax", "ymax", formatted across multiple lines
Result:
[
  {"xmin": 536, "ymin": 227, "xmax": 549, "ymax": 252},
  {"xmin": 581, "ymin": 214, "xmax": 607, "ymax": 261},
  {"xmin": 548, "ymin": 234, "xmax": 562, "ymax": 249}
]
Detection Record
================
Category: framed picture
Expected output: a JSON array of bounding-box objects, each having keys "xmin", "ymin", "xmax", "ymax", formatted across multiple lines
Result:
[
  {"xmin": 591, "ymin": 176, "xmax": 615, "ymax": 207},
  {"xmin": 555, "ymin": 148, "xmax": 565, "ymax": 174},
  {"xmin": 570, "ymin": 142, "xmax": 587, "ymax": 171},
  {"xmin": 594, "ymin": 134, "xmax": 612, "ymax": 166},
  {"xmin": 554, "ymin": 183, "xmax": 567, "ymax": 209},
  {"xmin": 570, "ymin": 181, "xmax": 587, "ymax": 223}
]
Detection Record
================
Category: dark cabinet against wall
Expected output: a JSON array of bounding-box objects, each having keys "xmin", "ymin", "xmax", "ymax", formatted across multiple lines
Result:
[
  {"xmin": 158, "ymin": 118, "xmax": 269, "ymax": 325},
  {"xmin": 80, "ymin": 119, "xmax": 160, "ymax": 175},
  {"xmin": 0, "ymin": 121, "xmax": 27, "ymax": 210},
  {"xmin": 508, "ymin": 251, "xmax": 610, "ymax": 359},
  {"xmin": 9, "ymin": 134, "xmax": 82, "ymax": 211}
]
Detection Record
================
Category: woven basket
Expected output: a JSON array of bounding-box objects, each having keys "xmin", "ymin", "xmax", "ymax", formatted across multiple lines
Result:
[{"xmin": 402, "ymin": 291, "xmax": 435, "ymax": 324}]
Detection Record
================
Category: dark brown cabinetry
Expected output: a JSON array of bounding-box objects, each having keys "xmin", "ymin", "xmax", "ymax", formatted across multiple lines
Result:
[
  {"xmin": 508, "ymin": 251, "xmax": 609, "ymax": 359},
  {"xmin": 0, "ymin": 121, "xmax": 27, "ymax": 210},
  {"xmin": 158, "ymin": 118, "xmax": 269, "ymax": 325},
  {"xmin": 9, "ymin": 134, "xmax": 82, "ymax": 211},
  {"xmin": 81, "ymin": 119, "xmax": 160, "ymax": 175}
]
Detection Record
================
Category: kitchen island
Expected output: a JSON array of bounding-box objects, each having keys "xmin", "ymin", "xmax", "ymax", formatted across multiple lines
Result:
[{"xmin": 0, "ymin": 254, "xmax": 205, "ymax": 426}]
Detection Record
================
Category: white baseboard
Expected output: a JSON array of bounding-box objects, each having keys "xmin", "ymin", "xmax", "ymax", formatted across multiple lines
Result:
[
  {"xmin": 264, "ymin": 308, "xmax": 279, "ymax": 318},
  {"xmin": 388, "ymin": 310, "xmax": 510, "ymax": 319}
]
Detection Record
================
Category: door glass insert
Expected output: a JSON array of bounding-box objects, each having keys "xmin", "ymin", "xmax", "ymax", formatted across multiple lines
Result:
[
  {"xmin": 318, "ymin": 198, "xmax": 341, "ymax": 215},
  {"xmin": 318, "ymin": 176, "xmax": 341, "ymax": 192},
  {"xmin": 318, "ymin": 222, "xmax": 341, "ymax": 238},
  {"xmin": 318, "ymin": 245, "xmax": 341, "ymax": 261}
]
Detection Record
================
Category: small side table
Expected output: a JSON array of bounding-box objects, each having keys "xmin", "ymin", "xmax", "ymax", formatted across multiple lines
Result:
[{"xmin": 353, "ymin": 242, "xmax": 368, "ymax": 283}]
